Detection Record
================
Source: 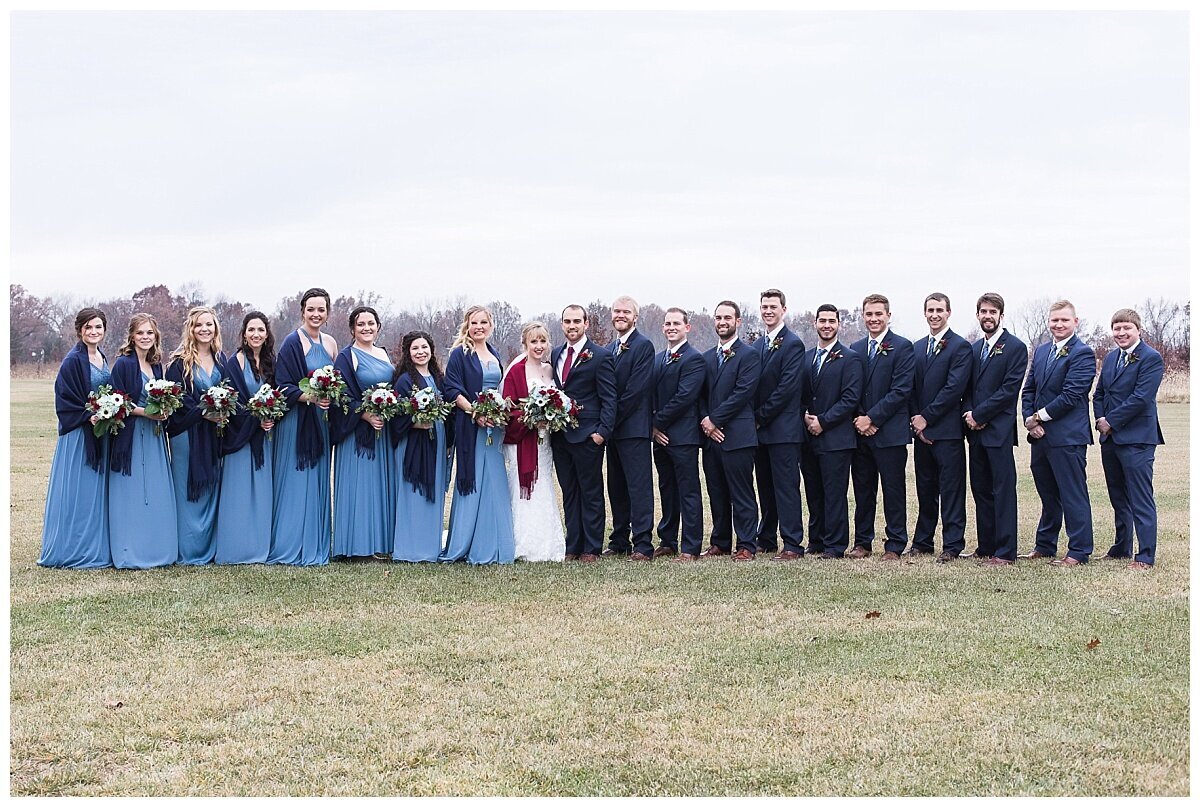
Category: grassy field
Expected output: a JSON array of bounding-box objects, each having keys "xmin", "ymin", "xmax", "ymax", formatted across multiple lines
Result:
[{"xmin": 9, "ymin": 378, "xmax": 1190, "ymax": 796}]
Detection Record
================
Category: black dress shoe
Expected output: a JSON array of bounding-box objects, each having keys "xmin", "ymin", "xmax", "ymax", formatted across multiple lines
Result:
[
  {"xmin": 936, "ymin": 551, "xmax": 957, "ymax": 563},
  {"xmin": 652, "ymin": 546, "xmax": 677, "ymax": 558},
  {"xmin": 600, "ymin": 548, "xmax": 630, "ymax": 557}
]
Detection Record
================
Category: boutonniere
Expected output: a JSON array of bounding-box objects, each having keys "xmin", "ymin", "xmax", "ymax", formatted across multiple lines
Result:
[
  {"xmin": 1125, "ymin": 351, "xmax": 1139, "ymax": 364},
  {"xmin": 825, "ymin": 349, "xmax": 844, "ymax": 362},
  {"xmin": 720, "ymin": 346, "xmax": 735, "ymax": 361},
  {"xmin": 616, "ymin": 341, "xmax": 629, "ymax": 355},
  {"xmin": 768, "ymin": 335, "xmax": 784, "ymax": 352},
  {"xmin": 666, "ymin": 351, "xmax": 681, "ymax": 364},
  {"xmin": 461, "ymin": 344, "xmax": 471, "ymax": 355},
  {"xmin": 933, "ymin": 338, "xmax": 947, "ymax": 356},
  {"xmin": 989, "ymin": 342, "xmax": 1005, "ymax": 358},
  {"xmin": 577, "ymin": 348, "xmax": 593, "ymax": 364},
  {"xmin": 1055, "ymin": 344, "xmax": 1071, "ymax": 359},
  {"xmin": 877, "ymin": 341, "xmax": 893, "ymax": 356}
]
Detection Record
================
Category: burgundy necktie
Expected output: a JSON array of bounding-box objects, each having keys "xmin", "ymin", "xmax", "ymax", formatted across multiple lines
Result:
[{"xmin": 562, "ymin": 345, "xmax": 575, "ymax": 384}]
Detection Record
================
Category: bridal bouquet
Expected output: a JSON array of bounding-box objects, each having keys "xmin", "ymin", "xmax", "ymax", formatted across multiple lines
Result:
[
  {"xmin": 518, "ymin": 386, "xmax": 581, "ymax": 444},
  {"xmin": 299, "ymin": 365, "xmax": 350, "ymax": 420},
  {"xmin": 247, "ymin": 383, "xmax": 289, "ymax": 441},
  {"xmin": 471, "ymin": 388, "xmax": 511, "ymax": 445},
  {"xmin": 358, "ymin": 383, "xmax": 404, "ymax": 439},
  {"xmin": 86, "ymin": 385, "xmax": 136, "ymax": 438},
  {"xmin": 399, "ymin": 385, "xmax": 454, "ymax": 441},
  {"xmin": 200, "ymin": 380, "xmax": 239, "ymax": 437},
  {"xmin": 142, "ymin": 378, "xmax": 183, "ymax": 435}
]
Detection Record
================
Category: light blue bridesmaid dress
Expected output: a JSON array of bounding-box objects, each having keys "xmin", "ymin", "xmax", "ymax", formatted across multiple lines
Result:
[
  {"xmin": 39, "ymin": 360, "xmax": 112, "ymax": 568},
  {"xmin": 110, "ymin": 372, "xmax": 179, "ymax": 569},
  {"xmin": 214, "ymin": 358, "xmax": 273, "ymax": 564},
  {"xmin": 171, "ymin": 363, "xmax": 223, "ymax": 565},
  {"xmin": 441, "ymin": 361, "xmax": 515, "ymax": 565},
  {"xmin": 392, "ymin": 374, "xmax": 450, "ymax": 562},
  {"xmin": 268, "ymin": 331, "xmax": 332, "ymax": 566},
  {"xmin": 332, "ymin": 348, "xmax": 396, "ymax": 558}
]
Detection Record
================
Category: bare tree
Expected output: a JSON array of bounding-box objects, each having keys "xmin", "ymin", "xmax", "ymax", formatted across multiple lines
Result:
[{"xmin": 1008, "ymin": 295, "xmax": 1054, "ymax": 350}]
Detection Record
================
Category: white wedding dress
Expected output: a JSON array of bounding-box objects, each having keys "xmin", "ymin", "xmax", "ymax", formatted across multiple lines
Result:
[{"xmin": 502, "ymin": 373, "xmax": 567, "ymax": 562}]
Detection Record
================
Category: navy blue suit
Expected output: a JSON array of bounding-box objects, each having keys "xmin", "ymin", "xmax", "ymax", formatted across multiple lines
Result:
[
  {"xmin": 700, "ymin": 339, "xmax": 761, "ymax": 554},
  {"xmin": 800, "ymin": 341, "xmax": 862, "ymax": 557},
  {"xmin": 605, "ymin": 329, "xmax": 656, "ymax": 556},
  {"xmin": 1093, "ymin": 341, "xmax": 1164, "ymax": 564},
  {"xmin": 550, "ymin": 339, "xmax": 617, "ymax": 556},
  {"xmin": 1021, "ymin": 334, "xmax": 1096, "ymax": 561},
  {"xmin": 651, "ymin": 341, "xmax": 706, "ymax": 555},
  {"xmin": 752, "ymin": 327, "xmax": 806, "ymax": 555},
  {"xmin": 963, "ymin": 329, "xmax": 1028, "ymax": 561},
  {"xmin": 910, "ymin": 330, "xmax": 971, "ymax": 555},
  {"xmin": 849, "ymin": 331, "xmax": 914, "ymax": 555}
]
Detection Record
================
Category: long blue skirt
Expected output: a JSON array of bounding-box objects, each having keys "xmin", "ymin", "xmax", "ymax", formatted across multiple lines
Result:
[
  {"xmin": 170, "ymin": 432, "xmax": 219, "ymax": 565},
  {"xmin": 39, "ymin": 429, "xmax": 111, "ymax": 568},
  {"xmin": 333, "ymin": 433, "xmax": 395, "ymax": 558},
  {"xmin": 392, "ymin": 423, "xmax": 449, "ymax": 562},
  {"xmin": 214, "ymin": 442, "xmax": 273, "ymax": 564},
  {"xmin": 109, "ymin": 418, "xmax": 178, "ymax": 569},
  {"xmin": 268, "ymin": 407, "xmax": 330, "ymax": 566},
  {"xmin": 442, "ymin": 425, "xmax": 515, "ymax": 565}
]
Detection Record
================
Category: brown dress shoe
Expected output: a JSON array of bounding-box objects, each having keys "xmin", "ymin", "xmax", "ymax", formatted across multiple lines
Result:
[
  {"xmin": 980, "ymin": 556, "xmax": 1014, "ymax": 566},
  {"xmin": 674, "ymin": 553, "xmax": 699, "ymax": 563},
  {"xmin": 652, "ymin": 546, "xmax": 677, "ymax": 558},
  {"xmin": 846, "ymin": 546, "xmax": 871, "ymax": 559},
  {"xmin": 936, "ymin": 551, "xmax": 956, "ymax": 563},
  {"xmin": 700, "ymin": 546, "xmax": 729, "ymax": 558},
  {"xmin": 628, "ymin": 552, "xmax": 652, "ymax": 562},
  {"xmin": 1018, "ymin": 550, "xmax": 1052, "ymax": 560},
  {"xmin": 771, "ymin": 550, "xmax": 801, "ymax": 561},
  {"xmin": 578, "ymin": 553, "xmax": 599, "ymax": 564},
  {"xmin": 731, "ymin": 548, "xmax": 755, "ymax": 562},
  {"xmin": 563, "ymin": 553, "xmax": 579, "ymax": 561},
  {"xmin": 1049, "ymin": 556, "xmax": 1082, "ymax": 566},
  {"xmin": 600, "ymin": 548, "xmax": 629, "ymax": 557},
  {"xmin": 881, "ymin": 551, "xmax": 901, "ymax": 561},
  {"xmin": 1128, "ymin": 560, "xmax": 1152, "ymax": 570}
]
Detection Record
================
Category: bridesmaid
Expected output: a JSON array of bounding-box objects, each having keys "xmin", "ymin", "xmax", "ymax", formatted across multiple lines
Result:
[
  {"xmin": 390, "ymin": 330, "xmax": 452, "ymax": 562},
  {"xmin": 330, "ymin": 306, "xmax": 396, "ymax": 561},
  {"xmin": 109, "ymin": 313, "xmax": 178, "ymax": 568},
  {"xmin": 39, "ymin": 307, "xmax": 114, "ymax": 568},
  {"xmin": 268, "ymin": 287, "xmax": 338, "ymax": 566},
  {"xmin": 166, "ymin": 306, "xmax": 227, "ymax": 566},
  {"xmin": 213, "ymin": 311, "xmax": 276, "ymax": 564},
  {"xmin": 441, "ymin": 305, "xmax": 515, "ymax": 565}
]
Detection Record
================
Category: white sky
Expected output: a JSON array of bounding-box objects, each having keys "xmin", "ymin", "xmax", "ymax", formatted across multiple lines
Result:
[{"xmin": 9, "ymin": 10, "xmax": 1190, "ymax": 336}]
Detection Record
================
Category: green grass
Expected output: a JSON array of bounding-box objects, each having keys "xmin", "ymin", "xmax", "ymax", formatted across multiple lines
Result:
[{"xmin": 9, "ymin": 378, "xmax": 1190, "ymax": 795}]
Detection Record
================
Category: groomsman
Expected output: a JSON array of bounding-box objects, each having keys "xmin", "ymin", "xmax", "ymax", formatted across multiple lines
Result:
[
  {"xmin": 651, "ymin": 307, "xmax": 707, "ymax": 561},
  {"xmin": 848, "ymin": 294, "xmax": 914, "ymax": 560},
  {"xmin": 961, "ymin": 293, "xmax": 1028, "ymax": 565},
  {"xmin": 1093, "ymin": 308, "xmax": 1164, "ymax": 569},
  {"xmin": 909, "ymin": 293, "xmax": 972, "ymax": 562},
  {"xmin": 551, "ymin": 304, "xmax": 617, "ymax": 562},
  {"xmin": 1020, "ymin": 299, "xmax": 1096, "ymax": 565},
  {"xmin": 602, "ymin": 296, "xmax": 656, "ymax": 561},
  {"xmin": 751, "ymin": 289, "xmax": 807, "ymax": 560},
  {"xmin": 800, "ymin": 304, "xmax": 863, "ymax": 558},
  {"xmin": 699, "ymin": 301, "xmax": 762, "ymax": 561}
]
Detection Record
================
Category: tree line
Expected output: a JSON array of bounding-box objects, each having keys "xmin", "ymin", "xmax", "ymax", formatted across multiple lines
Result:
[{"xmin": 9, "ymin": 283, "xmax": 1191, "ymax": 373}]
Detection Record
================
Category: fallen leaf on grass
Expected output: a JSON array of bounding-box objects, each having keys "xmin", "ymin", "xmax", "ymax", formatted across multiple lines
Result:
[
  {"xmin": 103, "ymin": 699, "xmax": 123, "ymax": 709},
  {"xmin": 383, "ymin": 569, "xmax": 391, "ymax": 578},
  {"xmin": 994, "ymin": 588, "xmax": 1005, "ymax": 593},
  {"xmin": 865, "ymin": 611, "xmax": 882, "ymax": 619},
  {"xmin": 1086, "ymin": 638, "xmax": 1101, "ymax": 650},
  {"xmin": 1108, "ymin": 608, "xmax": 1122, "ymax": 615},
  {"xmin": 282, "ymin": 610, "xmax": 295, "ymax": 617}
]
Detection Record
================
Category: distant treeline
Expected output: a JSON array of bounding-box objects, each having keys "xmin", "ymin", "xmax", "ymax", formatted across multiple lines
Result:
[{"xmin": 9, "ymin": 283, "xmax": 1191, "ymax": 372}]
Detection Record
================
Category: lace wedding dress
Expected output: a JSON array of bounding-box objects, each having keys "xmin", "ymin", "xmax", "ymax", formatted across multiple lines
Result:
[{"xmin": 502, "ymin": 376, "xmax": 566, "ymax": 562}]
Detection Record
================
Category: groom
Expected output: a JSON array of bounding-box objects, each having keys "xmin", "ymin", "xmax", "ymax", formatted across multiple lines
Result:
[{"xmin": 551, "ymin": 304, "xmax": 617, "ymax": 562}]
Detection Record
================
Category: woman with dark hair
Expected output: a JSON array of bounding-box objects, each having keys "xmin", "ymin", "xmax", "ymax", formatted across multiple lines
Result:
[
  {"xmin": 390, "ymin": 331, "xmax": 453, "ymax": 562},
  {"xmin": 268, "ymin": 287, "xmax": 338, "ymax": 566},
  {"xmin": 213, "ymin": 311, "xmax": 276, "ymax": 564},
  {"xmin": 165, "ymin": 305, "xmax": 227, "ymax": 565},
  {"xmin": 39, "ymin": 307, "xmax": 115, "ymax": 568},
  {"xmin": 109, "ymin": 313, "xmax": 178, "ymax": 568},
  {"xmin": 330, "ymin": 305, "xmax": 395, "ymax": 560}
]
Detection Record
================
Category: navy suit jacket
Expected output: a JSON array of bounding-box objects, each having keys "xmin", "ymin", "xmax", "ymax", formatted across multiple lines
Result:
[
  {"xmin": 652, "ymin": 342, "xmax": 705, "ymax": 447},
  {"xmin": 850, "ymin": 331, "xmax": 914, "ymax": 448},
  {"xmin": 609, "ymin": 328, "xmax": 655, "ymax": 440},
  {"xmin": 963, "ymin": 329, "xmax": 1028, "ymax": 448},
  {"xmin": 700, "ymin": 338, "xmax": 761, "ymax": 452},
  {"xmin": 911, "ymin": 329, "xmax": 971, "ymax": 442},
  {"xmin": 1021, "ymin": 334, "xmax": 1096, "ymax": 446},
  {"xmin": 753, "ymin": 327, "xmax": 806, "ymax": 444},
  {"xmin": 551, "ymin": 338, "xmax": 617, "ymax": 443},
  {"xmin": 803, "ymin": 341, "xmax": 863, "ymax": 453},
  {"xmin": 1093, "ymin": 341, "xmax": 1165, "ymax": 446}
]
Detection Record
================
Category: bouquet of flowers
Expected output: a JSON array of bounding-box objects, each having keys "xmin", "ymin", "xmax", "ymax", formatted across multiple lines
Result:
[
  {"xmin": 471, "ymin": 388, "xmax": 512, "ymax": 445},
  {"xmin": 142, "ymin": 378, "xmax": 184, "ymax": 435},
  {"xmin": 399, "ymin": 385, "xmax": 454, "ymax": 441},
  {"xmin": 299, "ymin": 365, "xmax": 350, "ymax": 420},
  {"xmin": 357, "ymin": 382, "xmax": 404, "ymax": 439},
  {"xmin": 200, "ymin": 380, "xmax": 239, "ymax": 437},
  {"xmin": 518, "ymin": 386, "xmax": 581, "ymax": 444},
  {"xmin": 247, "ymin": 383, "xmax": 289, "ymax": 441},
  {"xmin": 86, "ymin": 385, "xmax": 136, "ymax": 438}
]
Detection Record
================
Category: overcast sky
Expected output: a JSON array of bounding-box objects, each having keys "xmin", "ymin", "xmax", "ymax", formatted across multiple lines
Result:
[{"xmin": 10, "ymin": 11, "xmax": 1189, "ymax": 336}]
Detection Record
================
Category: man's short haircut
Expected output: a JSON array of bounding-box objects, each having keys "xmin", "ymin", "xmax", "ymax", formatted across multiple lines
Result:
[
  {"xmin": 665, "ymin": 306, "xmax": 690, "ymax": 324},
  {"xmin": 1049, "ymin": 299, "xmax": 1076, "ymax": 316},
  {"xmin": 924, "ymin": 292, "xmax": 951, "ymax": 310},
  {"xmin": 612, "ymin": 295, "xmax": 640, "ymax": 318},
  {"xmin": 1111, "ymin": 308, "xmax": 1142, "ymax": 329},
  {"xmin": 815, "ymin": 303, "xmax": 840, "ymax": 319},
  {"xmin": 976, "ymin": 292, "xmax": 1005, "ymax": 315},
  {"xmin": 760, "ymin": 288, "xmax": 786, "ymax": 307},
  {"xmin": 715, "ymin": 300, "xmax": 741, "ymax": 318},
  {"xmin": 561, "ymin": 304, "xmax": 588, "ymax": 322},
  {"xmin": 861, "ymin": 293, "xmax": 890, "ymax": 312}
]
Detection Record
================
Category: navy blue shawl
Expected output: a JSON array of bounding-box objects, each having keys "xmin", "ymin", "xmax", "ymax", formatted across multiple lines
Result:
[
  {"xmin": 391, "ymin": 370, "xmax": 451, "ymax": 503},
  {"xmin": 109, "ymin": 354, "xmax": 164, "ymax": 476},
  {"xmin": 54, "ymin": 342, "xmax": 107, "ymax": 471},
  {"xmin": 443, "ymin": 343, "xmax": 502, "ymax": 496},
  {"xmin": 329, "ymin": 345, "xmax": 388, "ymax": 460},
  {"xmin": 165, "ymin": 356, "xmax": 224, "ymax": 502},
  {"xmin": 221, "ymin": 349, "xmax": 270, "ymax": 469},
  {"xmin": 276, "ymin": 330, "xmax": 327, "ymax": 471}
]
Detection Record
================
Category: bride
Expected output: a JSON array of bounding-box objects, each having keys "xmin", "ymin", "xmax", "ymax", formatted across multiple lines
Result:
[{"xmin": 501, "ymin": 322, "xmax": 567, "ymax": 562}]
